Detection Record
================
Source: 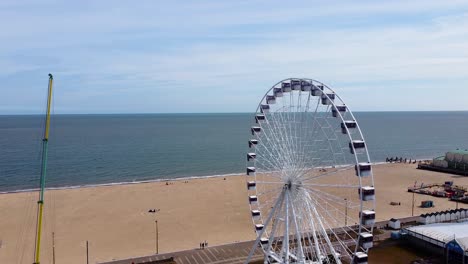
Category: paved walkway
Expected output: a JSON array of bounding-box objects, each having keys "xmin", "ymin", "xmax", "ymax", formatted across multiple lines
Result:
[
  {"xmin": 99, "ymin": 240, "xmax": 263, "ymax": 264},
  {"xmin": 100, "ymin": 216, "xmax": 421, "ymax": 264}
]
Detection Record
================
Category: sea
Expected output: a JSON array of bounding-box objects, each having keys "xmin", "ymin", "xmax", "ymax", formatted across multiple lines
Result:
[{"xmin": 1, "ymin": 112, "xmax": 467, "ymax": 192}]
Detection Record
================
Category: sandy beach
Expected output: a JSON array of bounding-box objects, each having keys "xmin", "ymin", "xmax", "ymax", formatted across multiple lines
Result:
[{"xmin": 1, "ymin": 163, "xmax": 467, "ymax": 264}]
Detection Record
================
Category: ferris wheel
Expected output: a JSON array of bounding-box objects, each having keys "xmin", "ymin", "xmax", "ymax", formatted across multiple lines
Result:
[{"xmin": 245, "ymin": 78, "xmax": 376, "ymax": 264}]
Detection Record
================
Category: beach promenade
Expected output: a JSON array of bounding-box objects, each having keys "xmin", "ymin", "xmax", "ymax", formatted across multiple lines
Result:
[
  {"xmin": 99, "ymin": 240, "xmax": 263, "ymax": 264},
  {"xmin": 100, "ymin": 216, "xmax": 420, "ymax": 264}
]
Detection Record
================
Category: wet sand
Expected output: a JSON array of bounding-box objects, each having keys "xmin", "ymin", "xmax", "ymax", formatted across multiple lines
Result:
[{"xmin": 0, "ymin": 163, "xmax": 467, "ymax": 263}]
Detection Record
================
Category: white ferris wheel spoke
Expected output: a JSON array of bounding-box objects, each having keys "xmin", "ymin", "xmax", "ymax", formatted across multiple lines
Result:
[
  {"xmin": 301, "ymin": 183, "xmax": 360, "ymax": 188},
  {"xmin": 300, "ymin": 164, "xmax": 355, "ymax": 183}
]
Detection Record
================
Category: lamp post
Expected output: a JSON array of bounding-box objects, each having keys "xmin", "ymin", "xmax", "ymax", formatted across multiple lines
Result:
[
  {"xmin": 155, "ymin": 220, "xmax": 159, "ymax": 254},
  {"xmin": 344, "ymin": 198, "xmax": 348, "ymax": 226},
  {"xmin": 52, "ymin": 232, "xmax": 56, "ymax": 264}
]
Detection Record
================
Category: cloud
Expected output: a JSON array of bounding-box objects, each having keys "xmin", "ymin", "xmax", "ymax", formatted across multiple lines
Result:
[{"xmin": 1, "ymin": 1, "xmax": 468, "ymax": 113}]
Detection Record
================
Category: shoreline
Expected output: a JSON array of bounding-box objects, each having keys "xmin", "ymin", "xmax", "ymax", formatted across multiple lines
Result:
[
  {"xmin": 0, "ymin": 172, "xmax": 246, "ymax": 195},
  {"xmin": 0, "ymin": 161, "xmax": 413, "ymax": 195},
  {"xmin": 0, "ymin": 160, "xmax": 433, "ymax": 195}
]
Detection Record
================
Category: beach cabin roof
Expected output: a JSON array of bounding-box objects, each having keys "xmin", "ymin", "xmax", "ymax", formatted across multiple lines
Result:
[{"xmin": 407, "ymin": 222, "xmax": 468, "ymax": 248}]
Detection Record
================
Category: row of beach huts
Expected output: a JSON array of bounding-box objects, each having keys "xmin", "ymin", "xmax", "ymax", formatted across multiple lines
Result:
[{"xmin": 418, "ymin": 208, "xmax": 468, "ymax": 225}]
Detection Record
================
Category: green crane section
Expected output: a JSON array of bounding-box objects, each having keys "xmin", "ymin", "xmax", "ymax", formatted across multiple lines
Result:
[{"xmin": 33, "ymin": 73, "xmax": 54, "ymax": 264}]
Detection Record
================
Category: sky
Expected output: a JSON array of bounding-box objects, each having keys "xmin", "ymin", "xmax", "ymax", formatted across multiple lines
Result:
[{"xmin": 1, "ymin": 0, "xmax": 468, "ymax": 114}]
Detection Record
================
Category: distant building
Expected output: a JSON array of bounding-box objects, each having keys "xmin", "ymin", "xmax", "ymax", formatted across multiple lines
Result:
[
  {"xmin": 405, "ymin": 222, "xmax": 468, "ymax": 264},
  {"xmin": 419, "ymin": 149, "xmax": 468, "ymax": 175},
  {"xmin": 435, "ymin": 150, "xmax": 468, "ymax": 172}
]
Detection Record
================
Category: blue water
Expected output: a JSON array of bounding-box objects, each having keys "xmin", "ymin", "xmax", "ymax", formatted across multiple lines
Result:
[{"xmin": 0, "ymin": 112, "xmax": 467, "ymax": 192}]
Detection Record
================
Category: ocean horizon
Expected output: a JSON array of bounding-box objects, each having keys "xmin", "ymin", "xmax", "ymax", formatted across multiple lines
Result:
[{"xmin": 1, "ymin": 111, "xmax": 468, "ymax": 192}]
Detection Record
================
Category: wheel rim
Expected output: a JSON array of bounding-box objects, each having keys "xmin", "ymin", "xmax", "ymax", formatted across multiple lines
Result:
[{"xmin": 246, "ymin": 78, "xmax": 375, "ymax": 264}]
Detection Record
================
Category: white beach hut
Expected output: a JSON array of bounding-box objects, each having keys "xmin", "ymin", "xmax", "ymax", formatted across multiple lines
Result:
[
  {"xmin": 451, "ymin": 210, "xmax": 457, "ymax": 221},
  {"xmin": 429, "ymin": 214, "xmax": 436, "ymax": 224},
  {"xmin": 461, "ymin": 209, "xmax": 467, "ymax": 219},
  {"xmin": 388, "ymin": 218, "xmax": 401, "ymax": 230},
  {"xmin": 435, "ymin": 213, "xmax": 441, "ymax": 223},
  {"xmin": 457, "ymin": 210, "xmax": 463, "ymax": 219},
  {"xmin": 440, "ymin": 212, "xmax": 447, "ymax": 222},
  {"xmin": 444, "ymin": 211, "xmax": 450, "ymax": 221},
  {"xmin": 419, "ymin": 214, "xmax": 428, "ymax": 224}
]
